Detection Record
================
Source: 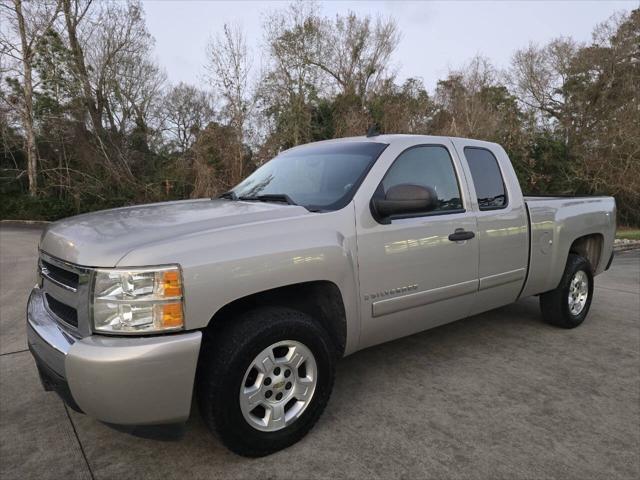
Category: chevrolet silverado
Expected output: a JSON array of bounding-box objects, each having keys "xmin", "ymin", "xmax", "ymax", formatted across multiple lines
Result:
[{"xmin": 27, "ymin": 134, "xmax": 616, "ymax": 456}]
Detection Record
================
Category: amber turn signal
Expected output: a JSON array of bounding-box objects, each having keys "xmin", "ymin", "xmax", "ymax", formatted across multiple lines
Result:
[
  {"xmin": 160, "ymin": 302, "xmax": 184, "ymax": 328},
  {"xmin": 162, "ymin": 270, "xmax": 182, "ymax": 297}
]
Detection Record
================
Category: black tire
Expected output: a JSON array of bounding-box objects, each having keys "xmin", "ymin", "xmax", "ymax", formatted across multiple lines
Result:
[
  {"xmin": 196, "ymin": 307, "xmax": 336, "ymax": 457},
  {"xmin": 540, "ymin": 253, "xmax": 594, "ymax": 328}
]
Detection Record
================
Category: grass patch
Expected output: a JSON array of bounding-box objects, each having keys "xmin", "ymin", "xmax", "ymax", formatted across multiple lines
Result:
[{"xmin": 616, "ymin": 228, "xmax": 640, "ymax": 240}]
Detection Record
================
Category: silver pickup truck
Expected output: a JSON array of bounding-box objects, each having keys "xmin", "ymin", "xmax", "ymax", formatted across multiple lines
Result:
[{"xmin": 27, "ymin": 134, "xmax": 616, "ymax": 456}]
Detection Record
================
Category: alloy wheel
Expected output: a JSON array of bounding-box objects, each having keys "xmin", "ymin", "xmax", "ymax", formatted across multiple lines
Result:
[{"xmin": 239, "ymin": 340, "xmax": 317, "ymax": 432}]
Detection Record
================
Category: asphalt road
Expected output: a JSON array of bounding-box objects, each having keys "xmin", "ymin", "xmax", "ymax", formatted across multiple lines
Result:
[{"xmin": 1, "ymin": 225, "xmax": 638, "ymax": 480}]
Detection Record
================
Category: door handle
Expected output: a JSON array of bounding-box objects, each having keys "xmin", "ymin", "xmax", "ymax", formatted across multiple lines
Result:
[{"xmin": 448, "ymin": 229, "xmax": 475, "ymax": 242}]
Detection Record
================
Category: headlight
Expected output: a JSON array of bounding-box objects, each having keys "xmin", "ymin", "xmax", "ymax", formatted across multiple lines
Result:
[{"xmin": 92, "ymin": 266, "xmax": 184, "ymax": 334}]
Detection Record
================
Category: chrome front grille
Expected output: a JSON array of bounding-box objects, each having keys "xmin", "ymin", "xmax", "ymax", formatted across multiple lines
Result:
[
  {"xmin": 40, "ymin": 259, "xmax": 79, "ymax": 291},
  {"xmin": 38, "ymin": 252, "xmax": 92, "ymax": 338},
  {"xmin": 45, "ymin": 293, "xmax": 79, "ymax": 327}
]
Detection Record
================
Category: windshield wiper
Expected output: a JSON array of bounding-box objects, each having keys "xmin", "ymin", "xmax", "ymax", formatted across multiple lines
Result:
[
  {"xmin": 218, "ymin": 191, "xmax": 238, "ymax": 200},
  {"xmin": 238, "ymin": 194, "xmax": 297, "ymax": 206}
]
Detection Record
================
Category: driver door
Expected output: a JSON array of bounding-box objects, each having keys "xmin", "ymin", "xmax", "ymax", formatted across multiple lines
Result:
[{"xmin": 355, "ymin": 142, "xmax": 479, "ymax": 349}]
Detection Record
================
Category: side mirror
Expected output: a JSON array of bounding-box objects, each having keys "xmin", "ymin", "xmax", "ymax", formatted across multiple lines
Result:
[{"xmin": 372, "ymin": 184, "xmax": 438, "ymax": 221}]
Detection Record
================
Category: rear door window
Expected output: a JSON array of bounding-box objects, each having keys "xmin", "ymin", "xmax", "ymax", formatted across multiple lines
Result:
[{"xmin": 464, "ymin": 147, "xmax": 507, "ymax": 210}]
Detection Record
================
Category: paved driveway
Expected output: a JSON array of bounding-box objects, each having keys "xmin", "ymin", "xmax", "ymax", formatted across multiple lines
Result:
[{"xmin": 1, "ymin": 225, "xmax": 638, "ymax": 480}]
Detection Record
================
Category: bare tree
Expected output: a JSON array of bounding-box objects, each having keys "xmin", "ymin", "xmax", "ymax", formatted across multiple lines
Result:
[
  {"xmin": 161, "ymin": 82, "xmax": 215, "ymax": 153},
  {"xmin": 258, "ymin": 1, "xmax": 323, "ymax": 148},
  {"xmin": 61, "ymin": 0, "xmax": 101, "ymax": 134},
  {"xmin": 434, "ymin": 56, "xmax": 504, "ymax": 137},
  {"xmin": 369, "ymin": 77, "xmax": 431, "ymax": 134},
  {"xmin": 206, "ymin": 23, "xmax": 251, "ymax": 185},
  {"xmin": 258, "ymin": 6, "xmax": 401, "ymax": 141},
  {"xmin": 1, "ymin": 0, "xmax": 61, "ymax": 196},
  {"xmin": 311, "ymin": 12, "xmax": 400, "ymax": 99},
  {"xmin": 58, "ymin": 0, "xmax": 165, "ymax": 182},
  {"xmin": 509, "ymin": 38, "xmax": 578, "ymax": 125},
  {"xmin": 86, "ymin": 1, "xmax": 164, "ymax": 138}
]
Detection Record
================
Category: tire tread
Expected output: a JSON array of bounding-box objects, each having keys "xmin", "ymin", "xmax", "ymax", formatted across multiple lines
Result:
[
  {"xmin": 196, "ymin": 307, "xmax": 335, "ymax": 457},
  {"xmin": 540, "ymin": 253, "xmax": 593, "ymax": 329}
]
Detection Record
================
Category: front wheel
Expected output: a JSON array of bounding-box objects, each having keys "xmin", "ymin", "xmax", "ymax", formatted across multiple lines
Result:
[
  {"xmin": 196, "ymin": 307, "xmax": 336, "ymax": 457},
  {"xmin": 540, "ymin": 253, "xmax": 594, "ymax": 328}
]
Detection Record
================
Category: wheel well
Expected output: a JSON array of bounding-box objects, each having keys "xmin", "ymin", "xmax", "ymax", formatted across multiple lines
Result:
[
  {"xmin": 206, "ymin": 281, "xmax": 348, "ymax": 357},
  {"xmin": 569, "ymin": 234, "xmax": 604, "ymax": 273}
]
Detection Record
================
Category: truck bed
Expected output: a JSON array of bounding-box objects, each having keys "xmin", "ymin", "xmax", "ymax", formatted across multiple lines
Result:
[{"xmin": 520, "ymin": 195, "xmax": 616, "ymax": 298}]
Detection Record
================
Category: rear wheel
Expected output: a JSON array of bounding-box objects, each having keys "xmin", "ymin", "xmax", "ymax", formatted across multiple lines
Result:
[
  {"xmin": 197, "ymin": 307, "xmax": 335, "ymax": 457},
  {"xmin": 540, "ymin": 253, "xmax": 594, "ymax": 328}
]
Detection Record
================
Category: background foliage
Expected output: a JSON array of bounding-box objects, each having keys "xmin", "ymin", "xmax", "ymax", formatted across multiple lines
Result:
[{"xmin": 1, "ymin": 1, "xmax": 638, "ymax": 225}]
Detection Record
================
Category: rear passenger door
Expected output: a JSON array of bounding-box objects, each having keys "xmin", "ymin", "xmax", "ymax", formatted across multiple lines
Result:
[{"xmin": 452, "ymin": 139, "xmax": 529, "ymax": 315}]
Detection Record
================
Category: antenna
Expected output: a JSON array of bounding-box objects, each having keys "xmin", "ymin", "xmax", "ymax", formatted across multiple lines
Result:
[{"xmin": 366, "ymin": 124, "xmax": 381, "ymax": 137}]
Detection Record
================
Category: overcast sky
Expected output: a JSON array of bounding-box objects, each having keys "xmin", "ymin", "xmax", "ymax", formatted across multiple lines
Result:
[{"xmin": 142, "ymin": 0, "xmax": 637, "ymax": 92}]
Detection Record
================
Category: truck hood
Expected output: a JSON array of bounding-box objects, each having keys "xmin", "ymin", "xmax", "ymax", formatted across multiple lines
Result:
[{"xmin": 39, "ymin": 199, "xmax": 309, "ymax": 267}]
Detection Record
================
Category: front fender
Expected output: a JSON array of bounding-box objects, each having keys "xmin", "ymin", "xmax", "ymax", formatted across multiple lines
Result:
[{"xmin": 117, "ymin": 206, "xmax": 362, "ymax": 354}]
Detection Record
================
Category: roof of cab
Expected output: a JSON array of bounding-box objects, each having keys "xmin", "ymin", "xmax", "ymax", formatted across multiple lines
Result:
[{"xmin": 288, "ymin": 133, "xmax": 500, "ymax": 150}]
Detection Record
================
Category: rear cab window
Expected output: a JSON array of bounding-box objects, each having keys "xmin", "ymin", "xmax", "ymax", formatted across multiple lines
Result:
[{"xmin": 463, "ymin": 147, "xmax": 508, "ymax": 210}]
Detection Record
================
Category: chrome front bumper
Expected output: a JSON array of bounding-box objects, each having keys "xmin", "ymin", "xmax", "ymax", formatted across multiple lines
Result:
[{"xmin": 27, "ymin": 287, "xmax": 202, "ymax": 425}]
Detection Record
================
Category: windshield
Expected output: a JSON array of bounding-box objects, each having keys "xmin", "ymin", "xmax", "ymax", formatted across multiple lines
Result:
[{"xmin": 231, "ymin": 142, "xmax": 388, "ymax": 211}]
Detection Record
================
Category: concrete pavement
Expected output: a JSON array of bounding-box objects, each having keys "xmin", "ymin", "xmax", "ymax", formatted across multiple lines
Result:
[{"xmin": 1, "ymin": 225, "xmax": 638, "ymax": 479}]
